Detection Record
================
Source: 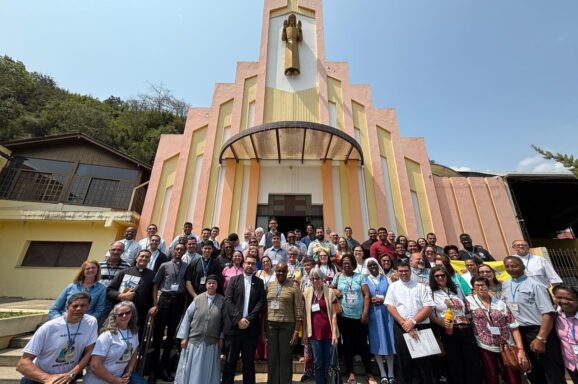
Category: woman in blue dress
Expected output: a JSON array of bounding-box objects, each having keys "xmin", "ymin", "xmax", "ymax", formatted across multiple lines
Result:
[{"xmin": 363, "ymin": 257, "xmax": 396, "ymax": 384}]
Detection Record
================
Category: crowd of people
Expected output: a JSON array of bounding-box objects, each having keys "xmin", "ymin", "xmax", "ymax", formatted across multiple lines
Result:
[{"xmin": 17, "ymin": 219, "xmax": 578, "ymax": 384}]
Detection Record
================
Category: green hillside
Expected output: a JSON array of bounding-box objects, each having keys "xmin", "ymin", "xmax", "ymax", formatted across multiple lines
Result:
[{"xmin": 0, "ymin": 55, "xmax": 188, "ymax": 164}]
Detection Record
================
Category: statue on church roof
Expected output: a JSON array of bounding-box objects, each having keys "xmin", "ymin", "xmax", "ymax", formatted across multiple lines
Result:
[{"xmin": 282, "ymin": 14, "xmax": 303, "ymax": 76}]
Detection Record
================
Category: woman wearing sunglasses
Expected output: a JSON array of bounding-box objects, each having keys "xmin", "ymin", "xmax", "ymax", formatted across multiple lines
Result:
[
  {"xmin": 429, "ymin": 266, "xmax": 481, "ymax": 384},
  {"xmin": 84, "ymin": 301, "xmax": 144, "ymax": 384}
]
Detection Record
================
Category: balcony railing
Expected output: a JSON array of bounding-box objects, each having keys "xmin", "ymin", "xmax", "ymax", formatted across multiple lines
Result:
[{"xmin": 0, "ymin": 167, "xmax": 145, "ymax": 213}]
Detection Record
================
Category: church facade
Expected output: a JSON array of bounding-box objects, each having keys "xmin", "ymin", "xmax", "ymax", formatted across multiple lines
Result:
[{"xmin": 139, "ymin": 0, "xmax": 523, "ymax": 257}]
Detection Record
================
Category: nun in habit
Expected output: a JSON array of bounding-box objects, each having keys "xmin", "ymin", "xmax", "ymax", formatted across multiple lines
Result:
[{"xmin": 174, "ymin": 274, "xmax": 225, "ymax": 384}]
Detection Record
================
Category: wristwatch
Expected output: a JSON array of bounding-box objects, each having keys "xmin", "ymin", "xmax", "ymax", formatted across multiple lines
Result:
[
  {"xmin": 410, "ymin": 318, "xmax": 417, "ymax": 326},
  {"xmin": 535, "ymin": 335, "xmax": 547, "ymax": 344}
]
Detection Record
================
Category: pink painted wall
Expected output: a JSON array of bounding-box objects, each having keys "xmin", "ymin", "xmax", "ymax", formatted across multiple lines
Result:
[{"xmin": 434, "ymin": 175, "xmax": 523, "ymax": 258}]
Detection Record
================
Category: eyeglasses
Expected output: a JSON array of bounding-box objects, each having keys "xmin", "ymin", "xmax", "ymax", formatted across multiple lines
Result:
[
  {"xmin": 116, "ymin": 311, "xmax": 131, "ymax": 317},
  {"xmin": 276, "ymin": 270, "xmax": 288, "ymax": 274},
  {"xmin": 434, "ymin": 274, "xmax": 447, "ymax": 278},
  {"xmin": 473, "ymin": 285, "xmax": 488, "ymax": 290}
]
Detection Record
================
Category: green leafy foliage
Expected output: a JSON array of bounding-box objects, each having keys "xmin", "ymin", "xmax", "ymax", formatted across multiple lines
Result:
[
  {"xmin": 0, "ymin": 55, "xmax": 188, "ymax": 164},
  {"xmin": 532, "ymin": 145, "xmax": 578, "ymax": 178}
]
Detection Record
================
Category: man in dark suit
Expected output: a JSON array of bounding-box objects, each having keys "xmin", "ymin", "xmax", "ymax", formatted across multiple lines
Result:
[
  {"xmin": 221, "ymin": 254, "xmax": 266, "ymax": 384},
  {"xmin": 149, "ymin": 234, "xmax": 170, "ymax": 273}
]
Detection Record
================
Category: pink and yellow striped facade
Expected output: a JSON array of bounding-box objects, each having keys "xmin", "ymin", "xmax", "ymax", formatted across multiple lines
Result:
[{"xmin": 139, "ymin": 0, "xmax": 523, "ymax": 257}]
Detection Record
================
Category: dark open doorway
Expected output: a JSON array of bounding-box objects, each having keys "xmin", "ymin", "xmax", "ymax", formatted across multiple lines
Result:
[
  {"xmin": 256, "ymin": 194, "xmax": 323, "ymax": 236},
  {"xmin": 276, "ymin": 216, "xmax": 307, "ymax": 236}
]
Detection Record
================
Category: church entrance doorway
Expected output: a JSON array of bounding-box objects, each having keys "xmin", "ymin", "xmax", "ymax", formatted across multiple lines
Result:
[{"xmin": 256, "ymin": 194, "xmax": 323, "ymax": 236}]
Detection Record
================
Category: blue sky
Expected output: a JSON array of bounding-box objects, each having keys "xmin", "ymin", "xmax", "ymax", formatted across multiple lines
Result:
[{"xmin": 1, "ymin": 0, "xmax": 577, "ymax": 173}]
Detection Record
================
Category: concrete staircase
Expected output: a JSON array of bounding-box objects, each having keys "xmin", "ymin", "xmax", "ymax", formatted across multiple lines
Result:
[
  {"xmin": 0, "ymin": 334, "xmax": 30, "ymax": 383},
  {"xmin": 0, "ymin": 334, "xmax": 307, "ymax": 383}
]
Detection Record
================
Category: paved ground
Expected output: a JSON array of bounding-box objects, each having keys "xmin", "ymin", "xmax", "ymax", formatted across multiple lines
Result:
[{"xmin": 0, "ymin": 298, "xmax": 52, "ymax": 312}]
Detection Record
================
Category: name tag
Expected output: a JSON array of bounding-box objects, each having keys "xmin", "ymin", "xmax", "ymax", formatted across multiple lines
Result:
[
  {"xmin": 375, "ymin": 294, "xmax": 385, "ymax": 300},
  {"xmin": 170, "ymin": 284, "xmax": 179, "ymax": 292},
  {"xmin": 508, "ymin": 303, "xmax": 519, "ymax": 311},
  {"xmin": 271, "ymin": 300, "xmax": 280, "ymax": 310},
  {"xmin": 488, "ymin": 326, "xmax": 501, "ymax": 335},
  {"xmin": 346, "ymin": 292, "xmax": 357, "ymax": 305},
  {"xmin": 312, "ymin": 303, "xmax": 320, "ymax": 312},
  {"xmin": 200, "ymin": 276, "xmax": 206, "ymax": 285},
  {"xmin": 572, "ymin": 345, "xmax": 578, "ymax": 355}
]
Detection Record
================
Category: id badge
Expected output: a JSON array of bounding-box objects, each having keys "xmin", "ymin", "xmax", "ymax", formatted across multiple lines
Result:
[
  {"xmin": 200, "ymin": 276, "xmax": 206, "ymax": 285},
  {"xmin": 508, "ymin": 303, "xmax": 519, "ymax": 311},
  {"xmin": 122, "ymin": 343, "xmax": 132, "ymax": 361},
  {"xmin": 312, "ymin": 303, "xmax": 321, "ymax": 312},
  {"xmin": 488, "ymin": 326, "xmax": 501, "ymax": 335},
  {"xmin": 57, "ymin": 343, "xmax": 75, "ymax": 363},
  {"xmin": 572, "ymin": 345, "xmax": 578, "ymax": 355},
  {"xmin": 346, "ymin": 292, "xmax": 356, "ymax": 305},
  {"xmin": 170, "ymin": 283, "xmax": 179, "ymax": 292},
  {"xmin": 375, "ymin": 294, "xmax": 385, "ymax": 300},
  {"xmin": 271, "ymin": 300, "xmax": 280, "ymax": 310}
]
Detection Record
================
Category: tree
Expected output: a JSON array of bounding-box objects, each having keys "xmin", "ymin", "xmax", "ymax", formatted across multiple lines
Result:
[
  {"xmin": 0, "ymin": 56, "xmax": 189, "ymax": 163},
  {"xmin": 532, "ymin": 145, "xmax": 578, "ymax": 178}
]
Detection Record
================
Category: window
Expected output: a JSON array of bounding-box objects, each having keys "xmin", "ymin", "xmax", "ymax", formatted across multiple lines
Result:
[
  {"xmin": 84, "ymin": 178, "xmax": 121, "ymax": 207},
  {"xmin": 22, "ymin": 241, "xmax": 92, "ymax": 267},
  {"xmin": 329, "ymin": 102, "xmax": 337, "ymax": 128}
]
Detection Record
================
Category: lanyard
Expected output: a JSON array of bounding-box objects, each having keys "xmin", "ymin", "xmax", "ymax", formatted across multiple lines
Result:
[
  {"xmin": 442, "ymin": 288, "xmax": 453, "ymax": 300},
  {"xmin": 119, "ymin": 329, "xmax": 131, "ymax": 346},
  {"xmin": 200, "ymin": 258, "xmax": 211, "ymax": 276},
  {"xmin": 172, "ymin": 261, "xmax": 182, "ymax": 286},
  {"xmin": 275, "ymin": 281, "xmax": 285, "ymax": 299},
  {"xmin": 342, "ymin": 275, "xmax": 354, "ymax": 291},
  {"xmin": 510, "ymin": 276, "xmax": 527, "ymax": 302},
  {"xmin": 473, "ymin": 295, "xmax": 494, "ymax": 327},
  {"xmin": 65, "ymin": 318, "xmax": 82, "ymax": 346},
  {"xmin": 313, "ymin": 289, "xmax": 323, "ymax": 304},
  {"xmin": 367, "ymin": 275, "xmax": 381, "ymax": 294}
]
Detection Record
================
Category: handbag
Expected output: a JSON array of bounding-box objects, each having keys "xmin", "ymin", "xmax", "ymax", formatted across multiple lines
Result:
[
  {"xmin": 327, "ymin": 344, "xmax": 343, "ymax": 384},
  {"xmin": 500, "ymin": 343, "xmax": 520, "ymax": 370}
]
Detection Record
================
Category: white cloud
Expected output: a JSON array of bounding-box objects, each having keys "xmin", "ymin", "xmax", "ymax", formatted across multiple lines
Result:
[
  {"xmin": 450, "ymin": 166, "xmax": 471, "ymax": 172},
  {"xmin": 516, "ymin": 155, "xmax": 571, "ymax": 174}
]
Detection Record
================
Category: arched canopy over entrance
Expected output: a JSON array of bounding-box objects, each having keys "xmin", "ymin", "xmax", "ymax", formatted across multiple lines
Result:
[{"xmin": 219, "ymin": 121, "xmax": 364, "ymax": 165}]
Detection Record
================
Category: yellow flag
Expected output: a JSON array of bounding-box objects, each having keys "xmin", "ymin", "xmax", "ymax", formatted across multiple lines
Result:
[{"xmin": 450, "ymin": 260, "xmax": 510, "ymax": 282}]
